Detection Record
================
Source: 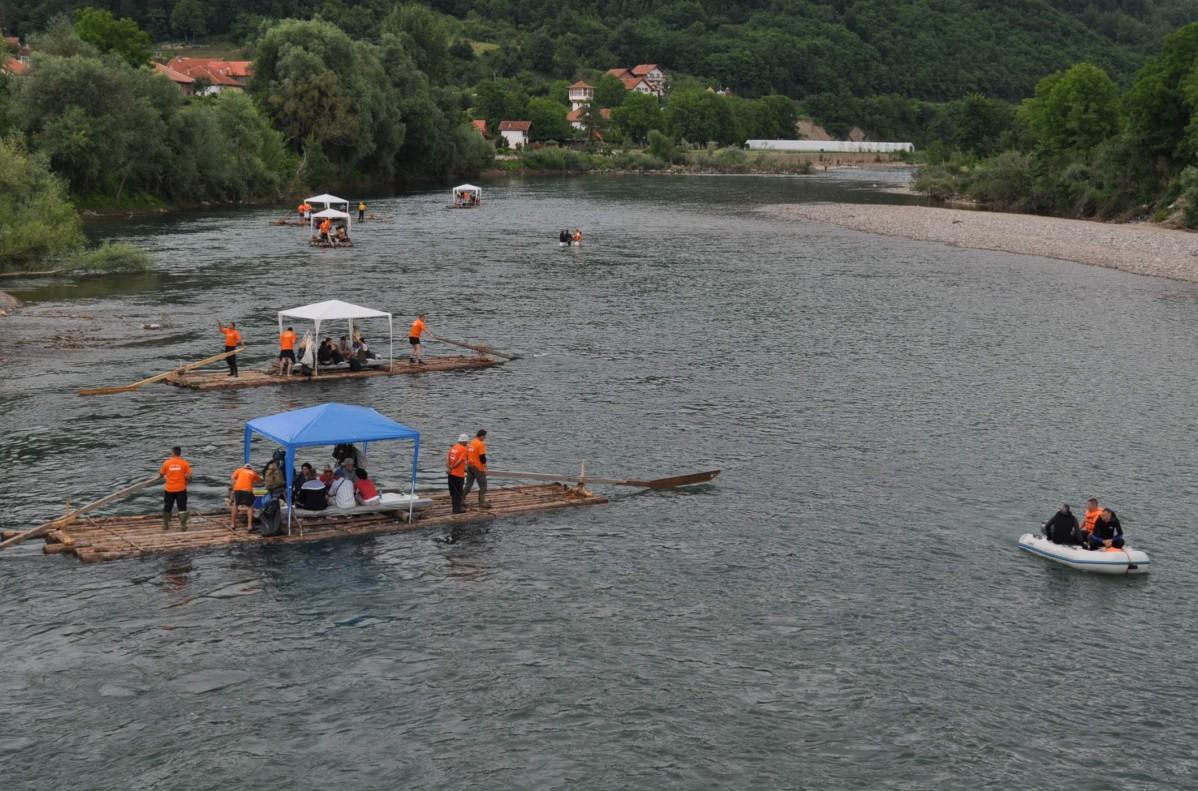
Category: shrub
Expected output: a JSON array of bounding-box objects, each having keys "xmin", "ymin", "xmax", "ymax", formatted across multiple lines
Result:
[{"xmin": 71, "ymin": 241, "xmax": 151, "ymax": 273}]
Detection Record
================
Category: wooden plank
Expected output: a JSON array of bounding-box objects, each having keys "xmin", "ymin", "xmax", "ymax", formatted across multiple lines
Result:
[
  {"xmin": 79, "ymin": 347, "xmax": 244, "ymax": 395},
  {"xmin": 0, "ymin": 476, "xmax": 161, "ymax": 550},
  {"xmin": 163, "ymin": 355, "xmax": 498, "ymax": 391},
  {"xmin": 429, "ymin": 334, "xmax": 521, "ymax": 360},
  {"xmin": 487, "ymin": 469, "xmax": 721, "ymax": 488}
]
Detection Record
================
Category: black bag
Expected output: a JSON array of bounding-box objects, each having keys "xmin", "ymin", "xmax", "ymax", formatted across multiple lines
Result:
[
  {"xmin": 348, "ymin": 357, "xmax": 362, "ymax": 372},
  {"xmin": 259, "ymin": 498, "xmax": 284, "ymax": 537}
]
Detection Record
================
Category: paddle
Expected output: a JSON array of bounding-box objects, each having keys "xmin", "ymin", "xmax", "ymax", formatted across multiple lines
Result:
[
  {"xmin": 428, "ymin": 334, "xmax": 521, "ymax": 361},
  {"xmin": 486, "ymin": 469, "xmax": 720, "ymax": 489},
  {"xmin": 0, "ymin": 475, "xmax": 161, "ymax": 551},
  {"xmin": 79, "ymin": 347, "xmax": 244, "ymax": 395}
]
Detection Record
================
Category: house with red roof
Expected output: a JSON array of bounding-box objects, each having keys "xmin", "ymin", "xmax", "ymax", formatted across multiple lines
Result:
[
  {"xmin": 566, "ymin": 106, "xmax": 611, "ymax": 132},
  {"xmin": 153, "ymin": 62, "xmax": 196, "ymax": 96},
  {"xmin": 165, "ymin": 57, "xmax": 253, "ymax": 96},
  {"xmin": 3, "ymin": 33, "xmax": 31, "ymax": 75},
  {"xmin": 605, "ymin": 64, "xmax": 667, "ymax": 97},
  {"xmin": 498, "ymin": 120, "xmax": 531, "ymax": 149},
  {"xmin": 471, "ymin": 119, "xmax": 489, "ymax": 138}
]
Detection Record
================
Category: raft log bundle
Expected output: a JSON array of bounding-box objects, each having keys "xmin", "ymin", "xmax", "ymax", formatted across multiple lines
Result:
[
  {"xmin": 27, "ymin": 483, "xmax": 605, "ymax": 564},
  {"xmin": 164, "ymin": 355, "xmax": 498, "ymax": 391}
]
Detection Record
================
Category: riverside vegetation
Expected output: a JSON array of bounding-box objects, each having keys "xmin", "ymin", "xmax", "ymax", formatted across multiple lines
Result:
[{"xmin": 2, "ymin": 1, "xmax": 1196, "ymax": 270}]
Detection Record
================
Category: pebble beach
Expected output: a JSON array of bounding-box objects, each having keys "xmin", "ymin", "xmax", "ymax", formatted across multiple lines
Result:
[{"xmin": 774, "ymin": 203, "xmax": 1198, "ymax": 282}]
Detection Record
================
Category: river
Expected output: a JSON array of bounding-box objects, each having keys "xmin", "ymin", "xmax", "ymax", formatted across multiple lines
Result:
[{"xmin": 2, "ymin": 171, "xmax": 1195, "ymax": 789}]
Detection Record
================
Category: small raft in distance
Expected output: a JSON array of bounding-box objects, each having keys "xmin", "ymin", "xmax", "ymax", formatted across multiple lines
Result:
[{"xmin": 1017, "ymin": 533, "xmax": 1150, "ymax": 575}]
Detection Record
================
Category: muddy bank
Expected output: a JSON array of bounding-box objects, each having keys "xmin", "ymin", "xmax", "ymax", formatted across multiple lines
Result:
[{"xmin": 773, "ymin": 203, "xmax": 1198, "ymax": 282}]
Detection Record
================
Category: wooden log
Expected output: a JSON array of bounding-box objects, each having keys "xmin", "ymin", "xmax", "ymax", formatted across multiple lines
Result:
[
  {"xmin": 0, "ymin": 476, "xmax": 160, "ymax": 551},
  {"xmin": 79, "ymin": 347, "xmax": 244, "ymax": 395},
  {"xmin": 487, "ymin": 469, "xmax": 721, "ymax": 489},
  {"xmin": 428, "ymin": 334, "xmax": 521, "ymax": 360}
]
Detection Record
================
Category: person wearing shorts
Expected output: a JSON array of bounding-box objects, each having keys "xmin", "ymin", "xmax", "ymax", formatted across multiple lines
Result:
[
  {"xmin": 278, "ymin": 326, "xmax": 297, "ymax": 376},
  {"xmin": 409, "ymin": 313, "xmax": 427, "ymax": 364},
  {"xmin": 160, "ymin": 446, "xmax": 192, "ymax": 531},
  {"xmin": 230, "ymin": 463, "xmax": 263, "ymax": 531}
]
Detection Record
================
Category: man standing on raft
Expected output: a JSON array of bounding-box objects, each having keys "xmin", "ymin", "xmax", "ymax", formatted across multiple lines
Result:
[
  {"xmin": 278, "ymin": 325, "xmax": 297, "ymax": 377},
  {"xmin": 230, "ymin": 463, "xmax": 263, "ymax": 531},
  {"xmin": 447, "ymin": 434, "xmax": 469, "ymax": 514},
  {"xmin": 409, "ymin": 313, "xmax": 427, "ymax": 365},
  {"xmin": 160, "ymin": 446, "xmax": 192, "ymax": 531},
  {"xmin": 463, "ymin": 429, "xmax": 490, "ymax": 509},
  {"xmin": 217, "ymin": 320, "xmax": 241, "ymax": 377}
]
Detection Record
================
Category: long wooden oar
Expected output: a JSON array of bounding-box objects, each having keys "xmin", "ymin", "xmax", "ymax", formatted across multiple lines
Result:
[
  {"xmin": 79, "ymin": 347, "xmax": 244, "ymax": 395},
  {"xmin": 428, "ymin": 334, "xmax": 521, "ymax": 360},
  {"xmin": 0, "ymin": 475, "xmax": 160, "ymax": 551},
  {"xmin": 487, "ymin": 469, "xmax": 720, "ymax": 489}
]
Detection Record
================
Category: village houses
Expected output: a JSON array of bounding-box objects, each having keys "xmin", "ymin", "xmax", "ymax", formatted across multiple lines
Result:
[
  {"xmin": 164, "ymin": 57, "xmax": 252, "ymax": 95},
  {"xmin": 498, "ymin": 120, "xmax": 531, "ymax": 149}
]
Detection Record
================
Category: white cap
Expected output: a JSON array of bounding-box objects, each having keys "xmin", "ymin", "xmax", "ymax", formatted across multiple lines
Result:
[{"xmin": 457, "ymin": 433, "xmax": 470, "ymax": 443}]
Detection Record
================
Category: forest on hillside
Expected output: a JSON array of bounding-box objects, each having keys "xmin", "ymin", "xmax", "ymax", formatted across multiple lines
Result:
[{"xmin": 2, "ymin": 0, "xmax": 1194, "ymax": 100}]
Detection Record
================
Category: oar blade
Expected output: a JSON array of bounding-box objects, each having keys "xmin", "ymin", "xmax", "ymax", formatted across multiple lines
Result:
[
  {"xmin": 78, "ymin": 386, "xmax": 136, "ymax": 396},
  {"xmin": 645, "ymin": 470, "xmax": 721, "ymax": 489}
]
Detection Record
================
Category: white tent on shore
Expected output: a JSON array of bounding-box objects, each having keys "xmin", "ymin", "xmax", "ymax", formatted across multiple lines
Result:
[
  {"xmin": 309, "ymin": 207, "xmax": 352, "ymax": 234},
  {"xmin": 278, "ymin": 299, "xmax": 392, "ymax": 374}
]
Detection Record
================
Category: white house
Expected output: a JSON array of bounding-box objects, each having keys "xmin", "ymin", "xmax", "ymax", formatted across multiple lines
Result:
[
  {"xmin": 568, "ymin": 80, "xmax": 593, "ymax": 112},
  {"xmin": 498, "ymin": 120, "xmax": 531, "ymax": 149}
]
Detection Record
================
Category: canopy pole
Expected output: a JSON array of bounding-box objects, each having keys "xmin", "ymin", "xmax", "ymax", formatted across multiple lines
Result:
[
  {"xmin": 409, "ymin": 436, "xmax": 420, "ymax": 525},
  {"xmin": 314, "ymin": 318, "xmax": 321, "ymax": 377},
  {"xmin": 285, "ymin": 446, "xmax": 295, "ymax": 535},
  {"xmin": 388, "ymin": 315, "xmax": 393, "ymax": 370}
]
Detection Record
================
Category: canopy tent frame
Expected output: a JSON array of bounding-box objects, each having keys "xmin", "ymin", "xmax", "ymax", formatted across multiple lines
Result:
[
  {"xmin": 244, "ymin": 403, "xmax": 421, "ymax": 534},
  {"xmin": 278, "ymin": 299, "xmax": 393, "ymax": 377},
  {"xmin": 309, "ymin": 208, "xmax": 352, "ymax": 235},
  {"xmin": 305, "ymin": 193, "xmax": 351, "ymax": 212},
  {"xmin": 452, "ymin": 184, "xmax": 481, "ymax": 207}
]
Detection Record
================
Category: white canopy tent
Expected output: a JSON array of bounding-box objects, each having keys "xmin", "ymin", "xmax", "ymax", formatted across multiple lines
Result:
[
  {"xmin": 278, "ymin": 299, "xmax": 392, "ymax": 374},
  {"xmin": 305, "ymin": 193, "xmax": 351, "ymax": 212},
  {"xmin": 452, "ymin": 184, "xmax": 481, "ymax": 206},
  {"xmin": 309, "ymin": 208, "xmax": 352, "ymax": 234}
]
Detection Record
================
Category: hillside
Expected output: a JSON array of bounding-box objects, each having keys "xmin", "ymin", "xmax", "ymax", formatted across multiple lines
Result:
[{"xmin": 2, "ymin": 0, "xmax": 1191, "ymax": 101}]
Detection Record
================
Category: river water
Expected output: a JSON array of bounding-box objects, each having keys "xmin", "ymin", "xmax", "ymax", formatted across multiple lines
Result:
[{"xmin": 2, "ymin": 172, "xmax": 1196, "ymax": 789}]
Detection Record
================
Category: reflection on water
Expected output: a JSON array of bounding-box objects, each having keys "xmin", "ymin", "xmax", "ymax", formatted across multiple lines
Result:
[{"xmin": 3, "ymin": 171, "xmax": 1198, "ymax": 790}]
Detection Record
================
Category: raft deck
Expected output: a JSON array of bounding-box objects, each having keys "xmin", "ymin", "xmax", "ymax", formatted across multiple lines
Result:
[
  {"xmin": 165, "ymin": 355, "xmax": 498, "ymax": 391},
  {"xmin": 36, "ymin": 484, "xmax": 605, "ymax": 564}
]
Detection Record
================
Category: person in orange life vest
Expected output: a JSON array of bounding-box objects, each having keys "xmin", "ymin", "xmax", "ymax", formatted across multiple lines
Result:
[
  {"xmin": 446, "ymin": 434, "xmax": 469, "ymax": 513},
  {"xmin": 160, "ymin": 445, "xmax": 192, "ymax": 531},
  {"xmin": 298, "ymin": 201, "xmax": 311, "ymax": 219},
  {"xmin": 1078, "ymin": 498, "xmax": 1102, "ymax": 543},
  {"xmin": 409, "ymin": 313, "xmax": 428, "ymax": 365},
  {"xmin": 217, "ymin": 320, "xmax": 241, "ymax": 377},
  {"xmin": 463, "ymin": 429, "xmax": 490, "ymax": 509},
  {"xmin": 573, "ymin": 228, "xmax": 582, "ymax": 243},
  {"xmin": 319, "ymin": 217, "xmax": 332, "ymax": 242},
  {"xmin": 278, "ymin": 325, "xmax": 297, "ymax": 376},
  {"xmin": 230, "ymin": 463, "xmax": 263, "ymax": 531}
]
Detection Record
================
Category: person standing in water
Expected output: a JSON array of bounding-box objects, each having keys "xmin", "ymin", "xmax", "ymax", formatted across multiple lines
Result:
[
  {"xmin": 358, "ymin": 201, "xmax": 366, "ymax": 222},
  {"xmin": 217, "ymin": 320, "xmax": 241, "ymax": 377},
  {"xmin": 573, "ymin": 228, "xmax": 583, "ymax": 245},
  {"xmin": 409, "ymin": 313, "xmax": 427, "ymax": 365}
]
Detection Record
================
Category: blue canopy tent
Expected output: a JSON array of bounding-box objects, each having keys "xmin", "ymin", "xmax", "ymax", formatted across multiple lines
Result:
[{"xmin": 244, "ymin": 403, "xmax": 421, "ymax": 532}]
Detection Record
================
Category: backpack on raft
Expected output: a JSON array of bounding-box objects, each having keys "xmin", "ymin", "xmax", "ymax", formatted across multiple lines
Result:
[{"xmin": 258, "ymin": 498, "xmax": 284, "ymax": 537}]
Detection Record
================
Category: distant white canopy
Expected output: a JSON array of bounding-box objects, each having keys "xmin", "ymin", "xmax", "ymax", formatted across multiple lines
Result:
[
  {"xmin": 277, "ymin": 300, "xmax": 393, "ymax": 372},
  {"xmin": 305, "ymin": 193, "xmax": 349, "ymax": 207},
  {"xmin": 453, "ymin": 184, "xmax": 480, "ymax": 195},
  {"xmin": 311, "ymin": 208, "xmax": 350, "ymax": 220}
]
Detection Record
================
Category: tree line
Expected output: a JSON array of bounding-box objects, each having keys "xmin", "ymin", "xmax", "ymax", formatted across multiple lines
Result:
[{"xmin": 915, "ymin": 23, "xmax": 1198, "ymax": 227}]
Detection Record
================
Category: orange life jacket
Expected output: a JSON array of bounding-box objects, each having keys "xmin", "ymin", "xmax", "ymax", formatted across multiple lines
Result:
[
  {"xmin": 280, "ymin": 330, "xmax": 296, "ymax": 350},
  {"xmin": 221, "ymin": 327, "xmax": 241, "ymax": 347},
  {"xmin": 447, "ymin": 444, "xmax": 468, "ymax": 477},
  {"xmin": 467, "ymin": 438, "xmax": 487, "ymax": 473},
  {"xmin": 1082, "ymin": 508, "xmax": 1101, "ymax": 533}
]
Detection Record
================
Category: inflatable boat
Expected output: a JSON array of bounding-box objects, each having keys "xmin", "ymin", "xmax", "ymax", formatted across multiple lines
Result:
[{"xmin": 1018, "ymin": 533, "xmax": 1150, "ymax": 575}]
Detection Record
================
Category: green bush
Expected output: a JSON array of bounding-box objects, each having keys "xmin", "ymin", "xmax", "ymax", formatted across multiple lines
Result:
[
  {"xmin": 1179, "ymin": 167, "xmax": 1198, "ymax": 228},
  {"xmin": 0, "ymin": 136, "xmax": 85, "ymax": 270},
  {"xmin": 71, "ymin": 241, "xmax": 151, "ymax": 273}
]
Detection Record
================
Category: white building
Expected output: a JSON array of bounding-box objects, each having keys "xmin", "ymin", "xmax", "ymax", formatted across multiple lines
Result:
[
  {"xmin": 568, "ymin": 81, "xmax": 593, "ymax": 112},
  {"xmin": 745, "ymin": 140, "xmax": 914, "ymax": 153},
  {"xmin": 499, "ymin": 120, "xmax": 531, "ymax": 149}
]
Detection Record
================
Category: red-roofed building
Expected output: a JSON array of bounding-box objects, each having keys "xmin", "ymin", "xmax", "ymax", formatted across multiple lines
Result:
[
  {"xmin": 471, "ymin": 119, "xmax": 488, "ymax": 137},
  {"xmin": 166, "ymin": 57, "xmax": 253, "ymax": 95},
  {"xmin": 498, "ymin": 120, "xmax": 531, "ymax": 149},
  {"xmin": 566, "ymin": 106, "xmax": 611, "ymax": 132},
  {"xmin": 568, "ymin": 80, "xmax": 593, "ymax": 111},
  {"xmin": 3, "ymin": 57, "xmax": 27, "ymax": 75},
  {"xmin": 153, "ymin": 62, "xmax": 196, "ymax": 95},
  {"xmin": 605, "ymin": 64, "xmax": 666, "ymax": 97}
]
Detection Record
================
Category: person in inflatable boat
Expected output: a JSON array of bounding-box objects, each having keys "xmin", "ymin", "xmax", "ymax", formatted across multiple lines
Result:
[
  {"xmin": 1084, "ymin": 508, "xmax": 1125, "ymax": 550},
  {"xmin": 1042, "ymin": 504, "xmax": 1080, "ymax": 544}
]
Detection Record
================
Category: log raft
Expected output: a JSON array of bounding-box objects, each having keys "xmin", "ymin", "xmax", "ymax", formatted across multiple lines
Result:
[
  {"xmin": 31, "ymin": 484, "xmax": 605, "ymax": 564},
  {"xmin": 164, "ymin": 355, "xmax": 499, "ymax": 391}
]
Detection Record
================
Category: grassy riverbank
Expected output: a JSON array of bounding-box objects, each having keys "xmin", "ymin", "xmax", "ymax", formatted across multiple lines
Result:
[{"xmin": 490, "ymin": 147, "xmax": 912, "ymax": 176}]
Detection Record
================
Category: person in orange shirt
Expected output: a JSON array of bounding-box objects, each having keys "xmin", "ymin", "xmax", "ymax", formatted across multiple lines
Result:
[
  {"xmin": 409, "ymin": 313, "xmax": 427, "ymax": 365},
  {"xmin": 230, "ymin": 463, "xmax": 263, "ymax": 531},
  {"xmin": 217, "ymin": 319, "xmax": 241, "ymax": 377},
  {"xmin": 278, "ymin": 325, "xmax": 297, "ymax": 377},
  {"xmin": 160, "ymin": 445, "xmax": 193, "ymax": 531},
  {"xmin": 319, "ymin": 217, "xmax": 332, "ymax": 242},
  {"xmin": 1079, "ymin": 498, "xmax": 1102, "ymax": 543},
  {"xmin": 573, "ymin": 228, "xmax": 582, "ymax": 244},
  {"xmin": 463, "ymin": 429, "xmax": 490, "ymax": 509},
  {"xmin": 446, "ymin": 434, "xmax": 469, "ymax": 513}
]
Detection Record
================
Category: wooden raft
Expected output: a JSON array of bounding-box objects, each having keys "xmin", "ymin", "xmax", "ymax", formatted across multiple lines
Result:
[
  {"xmin": 164, "ymin": 355, "xmax": 498, "ymax": 391},
  {"xmin": 35, "ymin": 484, "xmax": 605, "ymax": 564}
]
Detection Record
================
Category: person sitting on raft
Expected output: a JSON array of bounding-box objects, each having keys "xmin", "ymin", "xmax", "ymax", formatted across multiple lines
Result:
[
  {"xmin": 317, "ymin": 337, "xmax": 343, "ymax": 366},
  {"xmin": 327, "ymin": 469, "xmax": 356, "ymax": 509},
  {"xmin": 353, "ymin": 468, "xmax": 381, "ymax": 505},
  {"xmin": 1086, "ymin": 508, "xmax": 1125, "ymax": 550},
  {"xmin": 1042, "ymin": 504, "xmax": 1079, "ymax": 545},
  {"xmin": 335, "ymin": 225, "xmax": 350, "ymax": 244}
]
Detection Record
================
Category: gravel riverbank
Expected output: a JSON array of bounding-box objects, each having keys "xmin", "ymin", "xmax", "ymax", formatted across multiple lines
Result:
[{"xmin": 773, "ymin": 203, "xmax": 1198, "ymax": 282}]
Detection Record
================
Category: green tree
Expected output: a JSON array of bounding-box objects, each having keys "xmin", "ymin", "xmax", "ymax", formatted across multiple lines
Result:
[
  {"xmin": 171, "ymin": 0, "xmax": 208, "ymax": 43},
  {"xmin": 526, "ymin": 97, "xmax": 571, "ymax": 142},
  {"xmin": 73, "ymin": 7, "xmax": 152, "ymax": 68},
  {"xmin": 581, "ymin": 100, "xmax": 609, "ymax": 140},
  {"xmin": 1125, "ymin": 22, "xmax": 1198, "ymax": 166},
  {"xmin": 382, "ymin": 3, "xmax": 451, "ymax": 83},
  {"xmin": 610, "ymin": 91, "xmax": 662, "ymax": 144},
  {"xmin": 592, "ymin": 73, "xmax": 627, "ymax": 108},
  {"xmin": 0, "ymin": 137, "xmax": 85, "ymax": 268},
  {"xmin": 664, "ymin": 89, "xmax": 736, "ymax": 145},
  {"xmin": 472, "ymin": 79, "xmax": 528, "ymax": 134},
  {"xmin": 1019, "ymin": 63, "xmax": 1121, "ymax": 153}
]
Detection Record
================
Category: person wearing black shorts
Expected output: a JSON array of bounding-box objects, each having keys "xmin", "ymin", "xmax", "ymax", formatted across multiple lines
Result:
[
  {"xmin": 408, "ymin": 313, "xmax": 427, "ymax": 364},
  {"xmin": 160, "ymin": 446, "xmax": 192, "ymax": 531}
]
